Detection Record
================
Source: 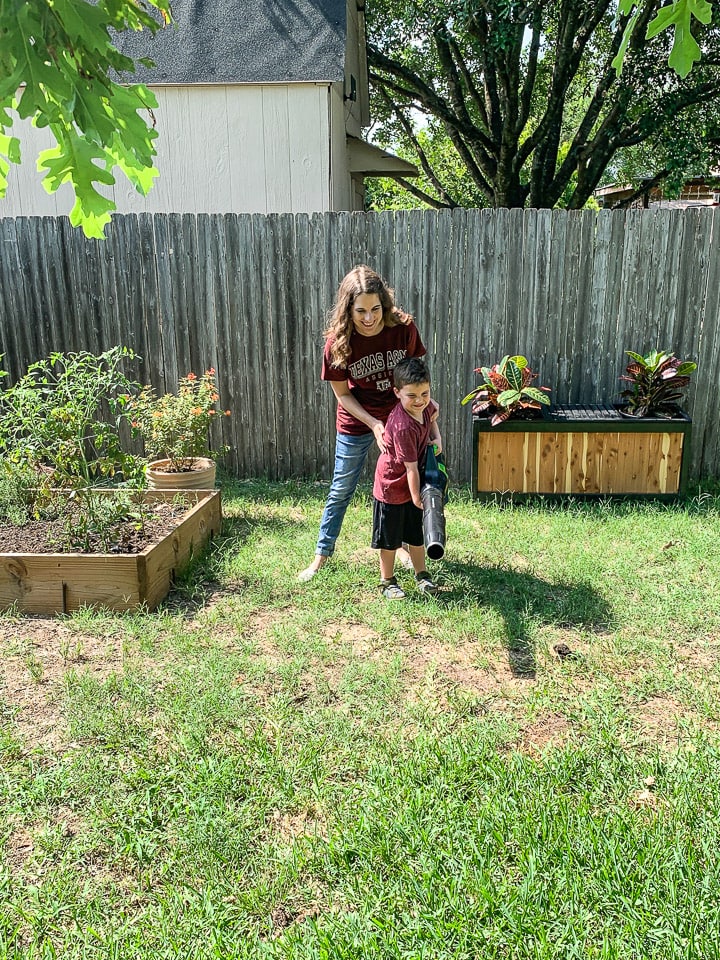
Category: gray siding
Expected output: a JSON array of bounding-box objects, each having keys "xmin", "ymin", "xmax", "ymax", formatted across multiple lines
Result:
[{"xmin": 2, "ymin": 85, "xmax": 333, "ymax": 217}]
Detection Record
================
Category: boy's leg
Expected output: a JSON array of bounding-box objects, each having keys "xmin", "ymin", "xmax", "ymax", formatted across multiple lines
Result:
[
  {"xmin": 397, "ymin": 544, "xmax": 414, "ymax": 569},
  {"xmin": 407, "ymin": 544, "xmax": 427, "ymax": 573},
  {"xmin": 379, "ymin": 549, "xmax": 397, "ymax": 581},
  {"xmin": 373, "ymin": 501, "xmax": 406, "ymax": 599},
  {"xmin": 403, "ymin": 505, "xmax": 439, "ymax": 595}
]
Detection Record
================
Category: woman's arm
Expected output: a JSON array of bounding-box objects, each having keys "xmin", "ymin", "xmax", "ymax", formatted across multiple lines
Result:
[{"xmin": 330, "ymin": 381, "xmax": 387, "ymax": 452}]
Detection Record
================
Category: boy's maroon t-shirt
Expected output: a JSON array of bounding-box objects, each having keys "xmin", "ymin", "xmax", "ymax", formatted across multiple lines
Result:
[
  {"xmin": 322, "ymin": 322, "xmax": 426, "ymax": 435},
  {"xmin": 373, "ymin": 401, "xmax": 436, "ymax": 505}
]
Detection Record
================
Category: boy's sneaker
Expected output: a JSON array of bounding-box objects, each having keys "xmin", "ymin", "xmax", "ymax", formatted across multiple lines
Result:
[
  {"xmin": 381, "ymin": 576, "xmax": 406, "ymax": 600},
  {"xmin": 415, "ymin": 571, "xmax": 439, "ymax": 595}
]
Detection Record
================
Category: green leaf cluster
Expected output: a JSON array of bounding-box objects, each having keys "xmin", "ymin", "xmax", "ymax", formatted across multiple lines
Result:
[
  {"xmin": 127, "ymin": 369, "xmax": 231, "ymax": 473},
  {"xmin": 461, "ymin": 355, "xmax": 551, "ymax": 426},
  {"xmin": 0, "ymin": 0, "xmax": 171, "ymax": 237},
  {"xmin": 619, "ymin": 348, "xmax": 697, "ymax": 417},
  {"xmin": 615, "ymin": 0, "xmax": 714, "ymax": 78}
]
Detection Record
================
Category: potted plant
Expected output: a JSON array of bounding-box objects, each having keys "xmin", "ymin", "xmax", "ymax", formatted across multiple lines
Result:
[
  {"xmin": 127, "ymin": 368, "xmax": 231, "ymax": 489},
  {"xmin": 461, "ymin": 354, "xmax": 551, "ymax": 424},
  {"xmin": 618, "ymin": 349, "xmax": 697, "ymax": 418}
]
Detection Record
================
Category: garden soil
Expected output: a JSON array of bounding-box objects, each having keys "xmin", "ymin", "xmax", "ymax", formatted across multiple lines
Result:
[{"xmin": 0, "ymin": 499, "xmax": 190, "ymax": 554}]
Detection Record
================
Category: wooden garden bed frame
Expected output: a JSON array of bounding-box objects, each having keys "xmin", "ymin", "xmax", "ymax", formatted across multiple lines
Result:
[
  {"xmin": 473, "ymin": 404, "xmax": 692, "ymax": 500},
  {"xmin": 0, "ymin": 489, "xmax": 221, "ymax": 614}
]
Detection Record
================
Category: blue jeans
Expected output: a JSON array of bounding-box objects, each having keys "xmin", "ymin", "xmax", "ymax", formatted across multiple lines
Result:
[{"xmin": 316, "ymin": 431, "xmax": 376, "ymax": 557}]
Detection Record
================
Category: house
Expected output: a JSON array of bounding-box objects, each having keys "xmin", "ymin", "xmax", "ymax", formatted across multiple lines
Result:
[
  {"xmin": 595, "ymin": 173, "xmax": 720, "ymax": 209},
  {"xmin": 1, "ymin": 0, "xmax": 416, "ymax": 217}
]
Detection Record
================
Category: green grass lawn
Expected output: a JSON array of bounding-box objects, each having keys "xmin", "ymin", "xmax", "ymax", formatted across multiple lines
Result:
[{"xmin": 2, "ymin": 478, "xmax": 720, "ymax": 958}]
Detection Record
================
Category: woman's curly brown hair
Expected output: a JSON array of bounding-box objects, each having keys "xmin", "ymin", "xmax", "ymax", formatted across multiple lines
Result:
[{"xmin": 324, "ymin": 265, "xmax": 412, "ymax": 367}]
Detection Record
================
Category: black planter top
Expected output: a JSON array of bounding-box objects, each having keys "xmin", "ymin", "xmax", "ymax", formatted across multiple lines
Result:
[{"xmin": 473, "ymin": 402, "xmax": 691, "ymax": 424}]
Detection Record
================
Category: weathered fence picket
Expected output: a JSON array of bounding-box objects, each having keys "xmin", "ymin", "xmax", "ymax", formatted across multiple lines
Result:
[{"xmin": 0, "ymin": 208, "xmax": 718, "ymax": 482}]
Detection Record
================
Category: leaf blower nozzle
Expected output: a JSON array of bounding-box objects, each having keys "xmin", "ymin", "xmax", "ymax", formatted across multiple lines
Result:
[{"xmin": 421, "ymin": 484, "xmax": 446, "ymax": 560}]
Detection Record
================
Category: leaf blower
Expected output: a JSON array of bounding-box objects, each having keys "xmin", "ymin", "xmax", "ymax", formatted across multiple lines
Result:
[{"xmin": 420, "ymin": 443, "xmax": 448, "ymax": 561}]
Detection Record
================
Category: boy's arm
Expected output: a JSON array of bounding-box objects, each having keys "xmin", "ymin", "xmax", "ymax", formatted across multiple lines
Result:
[
  {"xmin": 429, "ymin": 401, "xmax": 442, "ymax": 453},
  {"xmin": 405, "ymin": 461, "xmax": 423, "ymax": 510},
  {"xmin": 429, "ymin": 417, "xmax": 442, "ymax": 454}
]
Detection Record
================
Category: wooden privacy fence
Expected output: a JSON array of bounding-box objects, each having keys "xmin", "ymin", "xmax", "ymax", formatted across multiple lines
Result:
[{"xmin": 1, "ymin": 207, "xmax": 719, "ymax": 483}]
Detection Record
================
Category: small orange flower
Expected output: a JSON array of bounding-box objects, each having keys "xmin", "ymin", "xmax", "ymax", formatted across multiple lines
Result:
[
  {"xmin": 225, "ymin": 410, "xmax": 231, "ymax": 417},
  {"xmin": 211, "ymin": 393, "xmax": 219, "ymax": 402},
  {"xmin": 208, "ymin": 409, "xmax": 215, "ymax": 415},
  {"xmin": 191, "ymin": 407, "xmax": 202, "ymax": 416},
  {"xmin": 187, "ymin": 372, "xmax": 197, "ymax": 381},
  {"xmin": 206, "ymin": 367, "xmax": 216, "ymax": 375}
]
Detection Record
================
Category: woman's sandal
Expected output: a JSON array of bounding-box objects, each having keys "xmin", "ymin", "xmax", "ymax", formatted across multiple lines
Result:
[{"xmin": 380, "ymin": 576, "xmax": 406, "ymax": 599}]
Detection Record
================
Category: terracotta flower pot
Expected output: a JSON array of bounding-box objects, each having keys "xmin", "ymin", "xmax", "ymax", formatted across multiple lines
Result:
[{"xmin": 146, "ymin": 457, "xmax": 216, "ymax": 490}]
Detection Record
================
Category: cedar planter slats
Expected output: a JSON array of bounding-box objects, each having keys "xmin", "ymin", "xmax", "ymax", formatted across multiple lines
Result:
[
  {"xmin": 473, "ymin": 404, "xmax": 692, "ymax": 500},
  {"xmin": 0, "ymin": 489, "xmax": 221, "ymax": 614}
]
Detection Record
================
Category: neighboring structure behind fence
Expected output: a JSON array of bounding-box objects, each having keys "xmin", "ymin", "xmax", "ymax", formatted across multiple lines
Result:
[{"xmin": 0, "ymin": 208, "xmax": 718, "ymax": 483}]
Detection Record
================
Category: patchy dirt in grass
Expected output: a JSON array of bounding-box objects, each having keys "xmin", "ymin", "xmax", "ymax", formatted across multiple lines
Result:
[
  {"xmin": 672, "ymin": 636, "xmax": 720, "ymax": 673},
  {"xmin": 0, "ymin": 616, "xmax": 134, "ymax": 751},
  {"xmin": 2, "ymin": 600, "xmax": 717, "ymax": 759},
  {"xmin": 631, "ymin": 695, "xmax": 719, "ymax": 743},
  {"xmin": 518, "ymin": 714, "xmax": 572, "ymax": 754},
  {"xmin": 268, "ymin": 807, "xmax": 328, "ymax": 843}
]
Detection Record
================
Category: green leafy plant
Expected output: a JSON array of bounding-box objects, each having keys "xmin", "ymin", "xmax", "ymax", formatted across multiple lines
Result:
[
  {"xmin": 614, "ymin": 0, "xmax": 713, "ymax": 79},
  {"xmin": 0, "ymin": 346, "xmax": 143, "ymax": 488},
  {"xmin": 619, "ymin": 349, "xmax": 697, "ymax": 418},
  {"xmin": 127, "ymin": 368, "xmax": 230, "ymax": 473},
  {"xmin": 0, "ymin": 0, "xmax": 172, "ymax": 238},
  {"xmin": 51, "ymin": 489, "xmax": 150, "ymax": 553},
  {"xmin": 461, "ymin": 355, "xmax": 551, "ymax": 426},
  {"xmin": 0, "ymin": 460, "xmax": 56, "ymax": 525}
]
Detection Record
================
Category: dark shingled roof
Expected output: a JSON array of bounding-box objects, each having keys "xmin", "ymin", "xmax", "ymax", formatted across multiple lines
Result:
[{"xmin": 117, "ymin": 0, "xmax": 347, "ymax": 84}]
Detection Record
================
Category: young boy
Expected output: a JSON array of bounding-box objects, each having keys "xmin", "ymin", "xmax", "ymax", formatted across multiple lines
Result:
[{"xmin": 372, "ymin": 357, "xmax": 442, "ymax": 599}]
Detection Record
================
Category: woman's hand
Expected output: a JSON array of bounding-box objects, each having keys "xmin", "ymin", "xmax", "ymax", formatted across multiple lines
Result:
[{"xmin": 372, "ymin": 420, "xmax": 386, "ymax": 453}]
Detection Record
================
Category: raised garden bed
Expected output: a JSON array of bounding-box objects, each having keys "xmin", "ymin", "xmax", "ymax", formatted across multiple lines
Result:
[
  {"xmin": 473, "ymin": 404, "xmax": 692, "ymax": 500},
  {"xmin": 0, "ymin": 489, "xmax": 221, "ymax": 614}
]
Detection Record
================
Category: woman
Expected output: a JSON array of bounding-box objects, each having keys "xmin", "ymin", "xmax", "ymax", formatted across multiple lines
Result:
[{"xmin": 299, "ymin": 265, "xmax": 426, "ymax": 581}]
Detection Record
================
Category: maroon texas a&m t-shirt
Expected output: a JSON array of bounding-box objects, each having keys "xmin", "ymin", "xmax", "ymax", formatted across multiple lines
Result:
[
  {"xmin": 321, "ymin": 322, "xmax": 426, "ymax": 435},
  {"xmin": 373, "ymin": 401, "xmax": 437, "ymax": 505}
]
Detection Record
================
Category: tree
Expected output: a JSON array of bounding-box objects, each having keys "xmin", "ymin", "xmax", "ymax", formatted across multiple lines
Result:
[
  {"xmin": 366, "ymin": 0, "xmax": 720, "ymax": 209},
  {"xmin": 0, "ymin": 0, "xmax": 171, "ymax": 237}
]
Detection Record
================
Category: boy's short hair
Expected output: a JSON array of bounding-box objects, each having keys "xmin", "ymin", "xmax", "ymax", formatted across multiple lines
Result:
[{"xmin": 393, "ymin": 357, "xmax": 430, "ymax": 389}]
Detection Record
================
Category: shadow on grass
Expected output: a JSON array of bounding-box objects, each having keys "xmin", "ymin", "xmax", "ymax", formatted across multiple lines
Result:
[{"xmin": 439, "ymin": 560, "xmax": 612, "ymax": 678}]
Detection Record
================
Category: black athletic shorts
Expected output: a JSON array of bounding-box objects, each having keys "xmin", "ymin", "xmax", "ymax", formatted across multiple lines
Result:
[{"xmin": 372, "ymin": 498, "xmax": 424, "ymax": 550}]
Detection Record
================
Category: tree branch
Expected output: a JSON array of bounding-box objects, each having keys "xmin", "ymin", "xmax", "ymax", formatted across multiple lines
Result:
[
  {"xmin": 368, "ymin": 46, "xmax": 488, "ymax": 153},
  {"xmin": 434, "ymin": 26, "xmax": 494, "ymax": 155},
  {"xmin": 610, "ymin": 169, "xmax": 671, "ymax": 209},
  {"xmin": 378, "ymin": 88, "xmax": 458, "ymax": 208},
  {"xmin": 385, "ymin": 176, "xmax": 452, "ymax": 209},
  {"xmin": 448, "ymin": 35, "xmax": 490, "ymax": 133},
  {"xmin": 517, "ymin": 11, "xmax": 541, "ymax": 135}
]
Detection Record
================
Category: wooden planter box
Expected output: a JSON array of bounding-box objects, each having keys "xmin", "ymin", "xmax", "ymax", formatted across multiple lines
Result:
[
  {"xmin": 0, "ymin": 489, "xmax": 222, "ymax": 615},
  {"xmin": 473, "ymin": 404, "xmax": 692, "ymax": 500}
]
